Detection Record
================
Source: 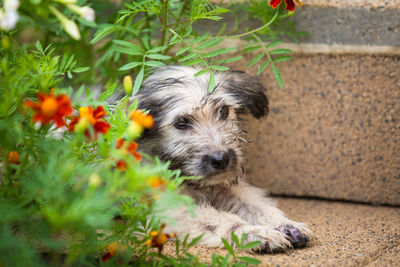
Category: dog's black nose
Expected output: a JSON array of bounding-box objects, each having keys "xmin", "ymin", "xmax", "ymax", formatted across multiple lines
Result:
[{"xmin": 210, "ymin": 151, "xmax": 230, "ymax": 170}]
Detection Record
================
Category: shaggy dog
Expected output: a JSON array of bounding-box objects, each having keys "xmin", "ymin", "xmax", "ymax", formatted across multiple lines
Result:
[{"xmin": 135, "ymin": 66, "xmax": 311, "ymax": 253}]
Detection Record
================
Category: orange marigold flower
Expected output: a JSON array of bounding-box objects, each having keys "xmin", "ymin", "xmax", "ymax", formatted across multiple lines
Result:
[
  {"xmin": 68, "ymin": 106, "xmax": 110, "ymax": 138},
  {"xmin": 130, "ymin": 110, "xmax": 154, "ymax": 129},
  {"xmin": 115, "ymin": 138, "xmax": 141, "ymax": 170},
  {"xmin": 101, "ymin": 241, "xmax": 126, "ymax": 262},
  {"xmin": 149, "ymin": 176, "xmax": 168, "ymax": 188},
  {"xmin": 144, "ymin": 224, "xmax": 176, "ymax": 254},
  {"xmin": 24, "ymin": 91, "xmax": 73, "ymax": 127},
  {"xmin": 269, "ymin": 0, "xmax": 302, "ymax": 11},
  {"xmin": 8, "ymin": 151, "xmax": 20, "ymax": 164}
]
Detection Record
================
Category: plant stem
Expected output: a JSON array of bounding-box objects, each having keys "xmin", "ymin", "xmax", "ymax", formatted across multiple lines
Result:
[
  {"xmin": 226, "ymin": 9, "xmax": 279, "ymax": 39},
  {"xmin": 160, "ymin": 0, "xmax": 169, "ymax": 46}
]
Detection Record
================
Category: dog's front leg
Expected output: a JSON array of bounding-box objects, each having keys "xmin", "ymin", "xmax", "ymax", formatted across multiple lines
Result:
[
  {"xmin": 215, "ymin": 180, "xmax": 312, "ymax": 250},
  {"xmin": 165, "ymin": 205, "xmax": 291, "ymax": 252}
]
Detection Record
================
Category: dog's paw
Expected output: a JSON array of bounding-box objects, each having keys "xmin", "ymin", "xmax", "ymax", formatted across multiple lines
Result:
[
  {"xmin": 279, "ymin": 224, "xmax": 310, "ymax": 248},
  {"xmin": 235, "ymin": 225, "xmax": 291, "ymax": 254}
]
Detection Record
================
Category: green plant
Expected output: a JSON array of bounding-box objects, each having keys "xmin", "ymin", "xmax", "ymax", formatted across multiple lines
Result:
[
  {"xmin": 0, "ymin": 0, "xmax": 303, "ymax": 265},
  {"xmin": 91, "ymin": 0, "xmax": 302, "ymax": 91}
]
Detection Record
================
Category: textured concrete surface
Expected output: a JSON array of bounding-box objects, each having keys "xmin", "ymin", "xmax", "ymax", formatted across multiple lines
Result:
[
  {"xmin": 304, "ymin": 0, "xmax": 400, "ymax": 8},
  {"xmin": 292, "ymin": 6, "xmax": 400, "ymax": 46},
  {"xmin": 163, "ymin": 197, "xmax": 400, "ymax": 266},
  {"xmin": 205, "ymin": 2, "xmax": 400, "ymax": 46},
  {"xmin": 235, "ymin": 54, "xmax": 400, "ymax": 206}
]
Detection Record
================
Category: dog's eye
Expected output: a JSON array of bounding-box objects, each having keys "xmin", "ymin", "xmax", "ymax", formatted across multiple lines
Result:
[
  {"xmin": 173, "ymin": 116, "xmax": 192, "ymax": 130},
  {"xmin": 219, "ymin": 105, "xmax": 229, "ymax": 121}
]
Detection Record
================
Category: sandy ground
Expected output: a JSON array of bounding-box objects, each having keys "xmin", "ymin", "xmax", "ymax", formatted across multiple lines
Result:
[{"xmin": 161, "ymin": 197, "xmax": 400, "ymax": 266}]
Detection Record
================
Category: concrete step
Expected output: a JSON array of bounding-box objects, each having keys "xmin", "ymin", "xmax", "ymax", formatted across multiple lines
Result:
[
  {"xmin": 202, "ymin": 1, "xmax": 400, "ymax": 206},
  {"xmin": 239, "ymin": 54, "xmax": 400, "ymax": 206}
]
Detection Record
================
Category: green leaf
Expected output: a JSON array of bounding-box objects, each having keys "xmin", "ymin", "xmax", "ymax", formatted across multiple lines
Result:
[
  {"xmin": 208, "ymin": 71, "xmax": 215, "ymax": 93},
  {"xmin": 145, "ymin": 61, "xmax": 165, "ymax": 67},
  {"xmin": 67, "ymin": 71, "xmax": 72, "ymax": 79},
  {"xmin": 231, "ymin": 232, "xmax": 239, "ymax": 248},
  {"xmin": 35, "ymin": 41, "xmax": 43, "ymax": 53},
  {"xmin": 266, "ymin": 40, "xmax": 282, "ymax": 48},
  {"xmin": 257, "ymin": 60, "xmax": 270, "ymax": 75},
  {"xmin": 183, "ymin": 25, "xmax": 193, "ymax": 38},
  {"xmin": 113, "ymin": 46, "xmax": 143, "ymax": 56},
  {"xmin": 217, "ymin": 56, "xmax": 243, "ymax": 64},
  {"xmin": 72, "ymin": 66, "xmax": 90, "ymax": 73},
  {"xmin": 241, "ymin": 240, "xmax": 261, "ymax": 250},
  {"xmin": 148, "ymin": 45, "xmax": 168, "ymax": 53},
  {"xmin": 132, "ymin": 66, "xmax": 144, "ymax": 95},
  {"xmin": 194, "ymin": 69, "xmax": 210, "ymax": 77},
  {"xmin": 190, "ymin": 32, "xmax": 210, "ymax": 44},
  {"xmin": 182, "ymin": 58, "xmax": 203, "ymax": 66},
  {"xmin": 91, "ymin": 26, "xmax": 116, "ymax": 44},
  {"xmin": 221, "ymin": 254, "xmax": 230, "ymax": 267},
  {"xmin": 188, "ymin": 234, "xmax": 203, "ymax": 248},
  {"xmin": 242, "ymin": 45, "xmax": 261, "ymax": 54},
  {"xmin": 269, "ymin": 48, "xmax": 292, "ymax": 55},
  {"xmin": 238, "ymin": 256, "xmax": 261, "ymax": 265},
  {"xmin": 211, "ymin": 254, "xmax": 219, "ymax": 267},
  {"xmin": 112, "ymin": 40, "xmax": 144, "ymax": 54},
  {"xmin": 182, "ymin": 233, "xmax": 189, "ymax": 249},
  {"xmin": 240, "ymin": 233, "xmax": 247, "ymax": 246},
  {"xmin": 146, "ymin": 54, "xmax": 171, "ymax": 60},
  {"xmin": 178, "ymin": 53, "xmax": 198, "ymax": 62},
  {"xmin": 272, "ymin": 64, "xmax": 283, "ymax": 88},
  {"xmin": 118, "ymin": 62, "xmax": 142, "ymax": 71},
  {"xmin": 203, "ymin": 48, "xmax": 234, "ymax": 58},
  {"xmin": 210, "ymin": 65, "xmax": 230, "ymax": 71},
  {"xmin": 272, "ymin": 56, "xmax": 292, "ymax": 63},
  {"xmin": 221, "ymin": 238, "xmax": 234, "ymax": 256},
  {"xmin": 247, "ymin": 54, "xmax": 264, "ymax": 67},
  {"xmin": 99, "ymin": 83, "xmax": 117, "ymax": 101},
  {"xmin": 197, "ymin": 38, "xmax": 223, "ymax": 49},
  {"xmin": 176, "ymin": 46, "xmax": 190, "ymax": 56}
]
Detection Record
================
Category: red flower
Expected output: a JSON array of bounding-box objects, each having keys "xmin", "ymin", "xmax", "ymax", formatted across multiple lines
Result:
[
  {"xmin": 68, "ymin": 106, "xmax": 110, "ymax": 138},
  {"xmin": 24, "ymin": 91, "xmax": 73, "ymax": 127},
  {"xmin": 115, "ymin": 138, "xmax": 141, "ymax": 170},
  {"xmin": 269, "ymin": 0, "xmax": 302, "ymax": 11}
]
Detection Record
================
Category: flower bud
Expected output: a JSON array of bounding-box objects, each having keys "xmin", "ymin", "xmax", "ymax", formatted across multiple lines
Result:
[
  {"xmin": 54, "ymin": 0, "xmax": 77, "ymax": 4},
  {"xmin": 67, "ymin": 4, "xmax": 95, "ymax": 22},
  {"xmin": 127, "ymin": 121, "xmax": 143, "ymax": 139},
  {"xmin": 62, "ymin": 19, "xmax": 81, "ymax": 40},
  {"xmin": 1, "ymin": 36, "xmax": 11, "ymax": 49},
  {"xmin": 74, "ymin": 117, "xmax": 89, "ymax": 134},
  {"xmin": 123, "ymin": 75, "xmax": 133, "ymax": 95},
  {"xmin": 8, "ymin": 151, "xmax": 20, "ymax": 164},
  {"xmin": 49, "ymin": 5, "xmax": 81, "ymax": 40},
  {"xmin": 89, "ymin": 173, "xmax": 101, "ymax": 187}
]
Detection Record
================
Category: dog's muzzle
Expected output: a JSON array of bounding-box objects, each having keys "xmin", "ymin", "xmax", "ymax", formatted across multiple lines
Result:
[{"xmin": 201, "ymin": 149, "xmax": 237, "ymax": 174}]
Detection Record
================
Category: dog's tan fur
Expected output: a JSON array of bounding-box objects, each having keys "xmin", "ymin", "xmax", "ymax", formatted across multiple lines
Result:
[{"xmin": 135, "ymin": 66, "xmax": 311, "ymax": 253}]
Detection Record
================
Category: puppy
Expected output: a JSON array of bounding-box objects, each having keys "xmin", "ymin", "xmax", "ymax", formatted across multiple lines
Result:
[{"xmin": 136, "ymin": 66, "xmax": 311, "ymax": 253}]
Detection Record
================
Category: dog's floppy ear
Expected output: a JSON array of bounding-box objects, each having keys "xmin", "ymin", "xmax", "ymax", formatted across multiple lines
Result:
[{"xmin": 224, "ymin": 70, "xmax": 269, "ymax": 119}]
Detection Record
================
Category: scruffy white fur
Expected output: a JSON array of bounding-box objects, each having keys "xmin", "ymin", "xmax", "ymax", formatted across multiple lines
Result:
[{"xmin": 135, "ymin": 66, "xmax": 311, "ymax": 253}]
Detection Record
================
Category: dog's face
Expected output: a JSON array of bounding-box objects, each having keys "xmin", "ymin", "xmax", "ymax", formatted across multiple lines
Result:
[{"xmin": 136, "ymin": 66, "xmax": 268, "ymax": 187}]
